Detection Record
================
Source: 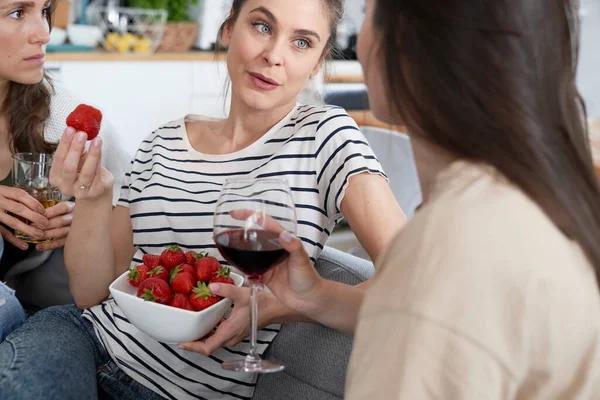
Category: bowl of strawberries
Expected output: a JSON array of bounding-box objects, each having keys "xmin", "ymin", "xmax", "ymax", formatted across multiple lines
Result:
[{"xmin": 109, "ymin": 245, "xmax": 244, "ymax": 344}]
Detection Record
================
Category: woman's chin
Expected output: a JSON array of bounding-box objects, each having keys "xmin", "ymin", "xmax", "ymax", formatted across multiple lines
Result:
[{"xmin": 12, "ymin": 72, "xmax": 45, "ymax": 86}]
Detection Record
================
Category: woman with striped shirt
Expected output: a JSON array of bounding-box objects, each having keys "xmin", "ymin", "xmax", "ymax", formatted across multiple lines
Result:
[{"xmin": 0, "ymin": 0, "xmax": 405, "ymax": 399}]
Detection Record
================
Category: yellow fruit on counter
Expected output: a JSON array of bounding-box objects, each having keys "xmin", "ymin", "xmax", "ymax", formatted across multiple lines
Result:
[
  {"xmin": 123, "ymin": 33, "xmax": 137, "ymax": 46},
  {"xmin": 132, "ymin": 37, "xmax": 153, "ymax": 53},
  {"xmin": 115, "ymin": 36, "xmax": 131, "ymax": 53},
  {"xmin": 105, "ymin": 32, "xmax": 120, "ymax": 51}
]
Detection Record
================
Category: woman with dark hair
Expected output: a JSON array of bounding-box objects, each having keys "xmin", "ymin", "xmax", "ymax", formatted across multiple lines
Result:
[
  {"xmin": 233, "ymin": 0, "xmax": 600, "ymax": 397},
  {"xmin": 0, "ymin": 0, "xmax": 129, "ymax": 341}
]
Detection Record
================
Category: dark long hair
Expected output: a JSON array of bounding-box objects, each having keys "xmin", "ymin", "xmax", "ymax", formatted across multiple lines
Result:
[
  {"xmin": 374, "ymin": 0, "xmax": 600, "ymax": 278},
  {"xmin": 2, "ymin": 1, "xmax": 56, "ymax": 154}
]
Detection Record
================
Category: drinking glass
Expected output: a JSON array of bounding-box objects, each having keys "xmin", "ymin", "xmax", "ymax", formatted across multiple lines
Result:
[{"xmin": 213, "ymin": 178, "xmax": 296, "ymax": 373}]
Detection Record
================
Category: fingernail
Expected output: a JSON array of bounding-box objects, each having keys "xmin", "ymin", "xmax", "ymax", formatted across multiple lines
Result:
[
  {"xmin": 66, "ymin": 202, "xmax": 75, "ymax": 211},
  {"xmin": 178, "ymin": 344, "xmax": 186, "ymax": 350},
  {"xmin": 76, "ymin": 132, "xmax": 86, "ymax": 143},
  {"xmin": 281, "ymin": 230, "xmax": 294, "ymax": 243},
  {"xmin": 21, "ymin": 243, "xmax": 29, "ymax": 250},
  {"xmin": 65, "ymin": 127, "xmax": 75, "ymax": 137},
  {"xmin": 209, "ymin": 283, "xmax": 220, "ymax": 292},
  {"xmin": 37, "ymin": 206, "xmax": 45, "ymax": 214},
  {"xmin": 35, "ymin": 230, "xmax": 45, "ymax": 239},
  {"xmin": 36, "ymin": 244, "xmax": 44, "ymax": 251},
  {"xmin": 93, "ymin": 137, "xmax": 102, "ymax": 147},
  {"xmin": 63, "ymin": 214, "xmax": 73, "ymax": 223}
]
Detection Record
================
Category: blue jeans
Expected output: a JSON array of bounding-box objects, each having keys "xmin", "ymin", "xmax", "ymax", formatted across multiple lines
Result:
[
  {"xmin": 0, "ymin": 282, "xmax": 26, "ymax": 342},
  {"xmin": 0, "ymin": 305, "xmax": 165, "ymax": 400}
]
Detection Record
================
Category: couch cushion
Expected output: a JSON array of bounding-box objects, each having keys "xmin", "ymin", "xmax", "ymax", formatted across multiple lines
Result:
[{"xmin": 252, "ymin": 246, "xmax": 374, "ymax": 399}]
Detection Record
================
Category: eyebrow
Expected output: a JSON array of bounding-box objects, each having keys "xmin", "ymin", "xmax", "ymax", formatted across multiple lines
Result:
[
  {"xmin": 1, "ymin": 0, "xmax": 50, "ymax": 11},
  {"xmin": 249, "ymin": 6, "xmax": 322, "ymax": 42}
]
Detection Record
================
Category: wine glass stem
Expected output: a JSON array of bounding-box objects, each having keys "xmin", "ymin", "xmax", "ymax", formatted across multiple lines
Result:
[{"xmin": 246, "ymin": 280, "xmax": 261, "ymax": 363}]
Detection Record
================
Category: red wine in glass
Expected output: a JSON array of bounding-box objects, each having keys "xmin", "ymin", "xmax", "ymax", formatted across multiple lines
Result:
[
  {"xmin": 213, "ymin": 178, "xmax": 296, "ymax": 374},
  {"xmin": 215, "ymin": 229, "xmax": 289, "ymax": 280}
]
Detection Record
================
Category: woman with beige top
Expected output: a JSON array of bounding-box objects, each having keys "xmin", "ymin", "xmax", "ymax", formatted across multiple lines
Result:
[{"xmin": 211, "ymin": 0, "xmax": 600, "ymax": 398}]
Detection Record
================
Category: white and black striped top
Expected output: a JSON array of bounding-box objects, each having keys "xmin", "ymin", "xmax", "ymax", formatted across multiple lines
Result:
[{"xmin": 83, "ymin": 104, "xmax": 386, "ymax": 400}]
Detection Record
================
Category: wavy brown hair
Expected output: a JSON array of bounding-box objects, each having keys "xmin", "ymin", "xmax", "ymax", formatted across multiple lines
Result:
[
  {"xmin": 373, "ymin": 0, "xmax": 600, "ymax": 281},
  {"xmin": 2, "ymin": 0, "xmax": 57, "ymax": 154}
]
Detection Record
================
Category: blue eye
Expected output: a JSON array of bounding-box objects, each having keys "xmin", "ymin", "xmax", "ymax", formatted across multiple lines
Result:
[
  {"xmin": 9, "ymin": 10, "xmax": 24, "ymax": 19},
  {"xmin": 296, "ymin": 39, "xmax": 309, "ymax": 49},
  {"xmin": 253, "ymin": 22, "xmax": 271, "ymax": 35}
]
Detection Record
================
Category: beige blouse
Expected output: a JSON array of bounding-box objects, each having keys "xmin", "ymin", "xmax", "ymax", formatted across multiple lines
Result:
[{"xmin": 346, "ymin": 161, "xmax": 600, "ymax": 399}]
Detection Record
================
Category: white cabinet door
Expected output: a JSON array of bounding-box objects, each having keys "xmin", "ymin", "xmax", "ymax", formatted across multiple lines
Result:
[{"xmin": 57, "ymin": 61, "xmax": 194, "ymax": 155}]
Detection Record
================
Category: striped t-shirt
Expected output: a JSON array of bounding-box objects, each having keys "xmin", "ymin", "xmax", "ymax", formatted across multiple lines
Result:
[{"xmin": 83, "ymin": 104, "xmax": 386, "ymax": 400}]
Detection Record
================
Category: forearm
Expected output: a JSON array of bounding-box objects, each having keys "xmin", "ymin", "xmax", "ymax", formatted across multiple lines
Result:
[
  {"xmin": 64, "ymin": 192, "xmax": 115, "ymax": 308},
  {"xmin": 268, "ymin": 279, "xmax": 366, "ymax": 335}
]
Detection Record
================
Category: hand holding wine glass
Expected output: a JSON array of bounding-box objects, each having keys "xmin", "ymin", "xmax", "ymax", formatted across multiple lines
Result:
[{"xmin": 213, "ymin": 178, "xmax": 297, "ymax": 373}]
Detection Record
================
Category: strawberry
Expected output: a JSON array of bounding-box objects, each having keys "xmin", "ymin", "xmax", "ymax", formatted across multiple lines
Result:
[
  {"xmin": 128, "ymin": 264, "xmax": 149, "ymax": 287},
  {"xmin": 160, "ymin": 245, "xmax": 186, "ymax": 271},
  {"xmin": 66, "ymin": 104, "xmax": 103, "ymax": 140},
  {"xmin": 209, "ymin": 267, "xmax": 234, "ymax": 285},
  {"xmin": 137, "ymin": 278, "xmax": 172, "ymax": 305},
  {"xmin": 185, "ymin": 250, "xmax": 206, "ymax": 266},
  {"xmin": 169, "ymin": 293, "xmax": 195, "ymax": 311},
  {"xmin": 189, "ymin": 282, "xmax": 221, "ymax": 311},
  {"xmin": 142, "ymin": 254, "xmax": 161, "ymax": 268},
  {"xmin": 171, "ymin": 272, "xmax": 196, "ymax": 295},
  {"xmin": 196, "ymin": 256, "xmax": 221, "ymax": 282},
  {"xmin": 147, "ymin": 265, "xmax": 169, "ymax": 281},
  {"xmin": 169, "ymin": 264, "xmax": 195, "ymax": 282}
]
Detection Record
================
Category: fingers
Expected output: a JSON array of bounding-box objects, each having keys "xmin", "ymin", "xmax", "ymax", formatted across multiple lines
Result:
[
  {"xmin": 62, "ymin": 131, "xmax": 88, "ymax": 186},
  {"xmin": 41, "ymin": 226, "xmax": 70, "ymax": 241},
  {"xmin": 279, "ymin": 230, "xmax": 305, "ymax": 258},
  {"xmin": 43, "ymin": 201, "xmax": 75, "ymax": 219},
  {"xmin": 50, "ymin": 127, "xmax": 75, "ymax": 185},
  {"xmin": 76, "ymin": 137, "xmax": 102, "ymax": 189},
  {"xmin": 0, "ymin": 212, "xmax": 45, "ymax": 241},
  {"xmin": 1, "ymin": 187, "xmax": 46, "ymax": 216},
  {"xmin": 179, "ymin": 319, "xmax": 245, "ymax": 356},
  {"xmin": 36, "ymin": 237, "xmax": 66, "ymax": 252},
  {"xmin": 0, "ymin": 225, "xmax": 29, "ymax": 250},
  {"xmin": 207, "ymin": 283, "xmax": 249, "ymax": 303}
]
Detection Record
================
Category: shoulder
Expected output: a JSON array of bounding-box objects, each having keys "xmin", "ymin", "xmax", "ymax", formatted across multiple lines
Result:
[
  {"xmin": 284, "ymin": 104, "xmax": 358, "ymax": 135},
  {"xmin": 135, "ymin": 117, "xmax": 188, "ymax": 155}
]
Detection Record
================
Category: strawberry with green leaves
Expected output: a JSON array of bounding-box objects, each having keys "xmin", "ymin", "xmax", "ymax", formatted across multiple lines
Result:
[
  {"xmin": 147, "ymin": 265, "xmax": 169, "ymax": 281},
  {"xmin": 137, "ymin": 278, "xmax": 172, "ymax": 305},
  {"xmin": 142, "ymin": 254, "xmax": 161, "ymax": 268},
  {"xmin": 160, "ymin": 245, "xmax": 186, "ymax": 271},
  {"xmin": 196, "ymin": 255, "xmax": 221, "ymax": 282},
  {"xmin": 185, "ymin": 250, "xmax": 206, "ymax": 266},
  {"xmin": 128, "ymin": 264, "xmax": 149, "ymax": 287},
  {"xmin": 170, "ymin": 293, "xmax": 195, "ymax": 311},
  {"xmin": 189, "ymin": 282, "xmax": 221, "ymax": 311},
  {"xmin": 209, "ymin": 267, "xmax": 234, "ymax": 285}
]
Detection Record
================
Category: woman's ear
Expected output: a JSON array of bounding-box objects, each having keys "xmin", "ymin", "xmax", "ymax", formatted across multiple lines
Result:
[{"xmin": 221, "ymin": 21, "xmax": 234, "ymax": 47}]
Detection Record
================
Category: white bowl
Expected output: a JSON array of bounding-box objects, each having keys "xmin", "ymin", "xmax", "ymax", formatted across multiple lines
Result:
[
  {"xmin": 67, "ymin": 24, "xmax": 102, "ymax": 47},
  {"xmin": 49, "ymin": 28, "xmax": 67, "ymax": 45},
  {"xmin": 109, "ymin": 270, "xmax": 245, "ymax": 344}
]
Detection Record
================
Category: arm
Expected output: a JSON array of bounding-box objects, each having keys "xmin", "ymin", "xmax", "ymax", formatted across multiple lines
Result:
[
  {"xmin": 340, "ymin": 173, "xmax": 406, "ymax": 263},
  {"xmin": 51, "ymin": 129, "xmax": 135, "ymax": 309}
]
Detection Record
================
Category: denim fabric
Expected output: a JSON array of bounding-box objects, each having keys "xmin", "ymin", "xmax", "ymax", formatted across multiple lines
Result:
[
  {"xmin": 0, "ymin": 282, "xmax": 26, "ymax": 343},
  {"xmin": 0, "ymin": 305, "xmax": 165, "ymax": 400}
]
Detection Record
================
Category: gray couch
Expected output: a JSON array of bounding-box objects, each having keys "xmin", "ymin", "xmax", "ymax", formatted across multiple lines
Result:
[{"xmin": 252, "ymin": 246, "xmax": 375, "ymax": 400}]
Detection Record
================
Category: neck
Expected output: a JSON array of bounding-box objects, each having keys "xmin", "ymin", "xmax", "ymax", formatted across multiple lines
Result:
[
  {"xmin": 0, "ymin": 79, "xmax": 9, "ymax": 146},
  {"xmin": 0, "ymin": 78, "xmax": 9, "ymax": 115},
  {"xmin": 410, "ymin": 136, "xmax": 458, "ymax": 203},
  {"xmin": 221, "ymin": 91, "xmax": 296, "ymax": 149}
]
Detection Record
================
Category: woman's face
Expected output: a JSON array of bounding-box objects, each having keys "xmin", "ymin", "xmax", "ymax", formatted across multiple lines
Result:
[
  {"xmin": 357, "ymin": 0, "xmax": 394, "ymax": 124},
  {"xmin": 222, "ymin": 0, "xmax": 331, "ymax": 112},
  {"xmin": 0, "ymin": 0, "xmax": 50, "ymax": 85}
]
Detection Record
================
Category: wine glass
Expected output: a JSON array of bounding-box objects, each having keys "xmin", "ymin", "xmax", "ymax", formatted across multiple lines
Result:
[{"xmin": 213, "ymin": 178, "xmax": 297, "ymax": 373}]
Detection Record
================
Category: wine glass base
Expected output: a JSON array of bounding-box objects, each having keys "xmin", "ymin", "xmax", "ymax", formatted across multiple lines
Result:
[{"xmin": 221, "ymin": 359, "xmax": 285, "ymax": 374}]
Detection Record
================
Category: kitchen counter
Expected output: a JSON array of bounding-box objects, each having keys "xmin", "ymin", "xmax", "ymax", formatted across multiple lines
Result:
[{"xmin": 46, "ymin": 51, "xmax": 225, "ymax": 62}]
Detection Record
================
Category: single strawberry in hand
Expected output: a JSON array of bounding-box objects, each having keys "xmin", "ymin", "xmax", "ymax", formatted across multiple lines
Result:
[
  {"xmin": 142, "ymin": 254, "xmax": 161, "ymax": 268},
  {"xmin": 185, "ymin": 250, "xmax": 206, "ymax": 266},
  {"xmin": 160, "ymin": 245, "xmax": 186, "ymax": 271},
  {"xmin": 171, "ymin": 272, "xmax": 196, "ymax": 295},
  {"xmin": 66, "ymin": 104, "xmax": 103, "ymax": 140},
  {"xmin": 170, "ymin": 293, "xmax": 195, "ymax": 311},
  {"xmin": 189, "ymin": 282, "xmax": 221, "ymax": 311},
  {"xmin": 209, "ymin": 267, "xmax": 234, "ymax": 285},
  {"xmin": 128, "ymin": 264, "xmax": 149, "ymax": 287},
  {"xmin": 137, "ymin": 278, "xmax": 172, "ymax": 305},
  {"xmin": 196, "ymin": 255, "xmax": 221, "ymax": 282},
  {"xmin": 147, "ymin": 265, "xmax": 169, "ymax": 281}
]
